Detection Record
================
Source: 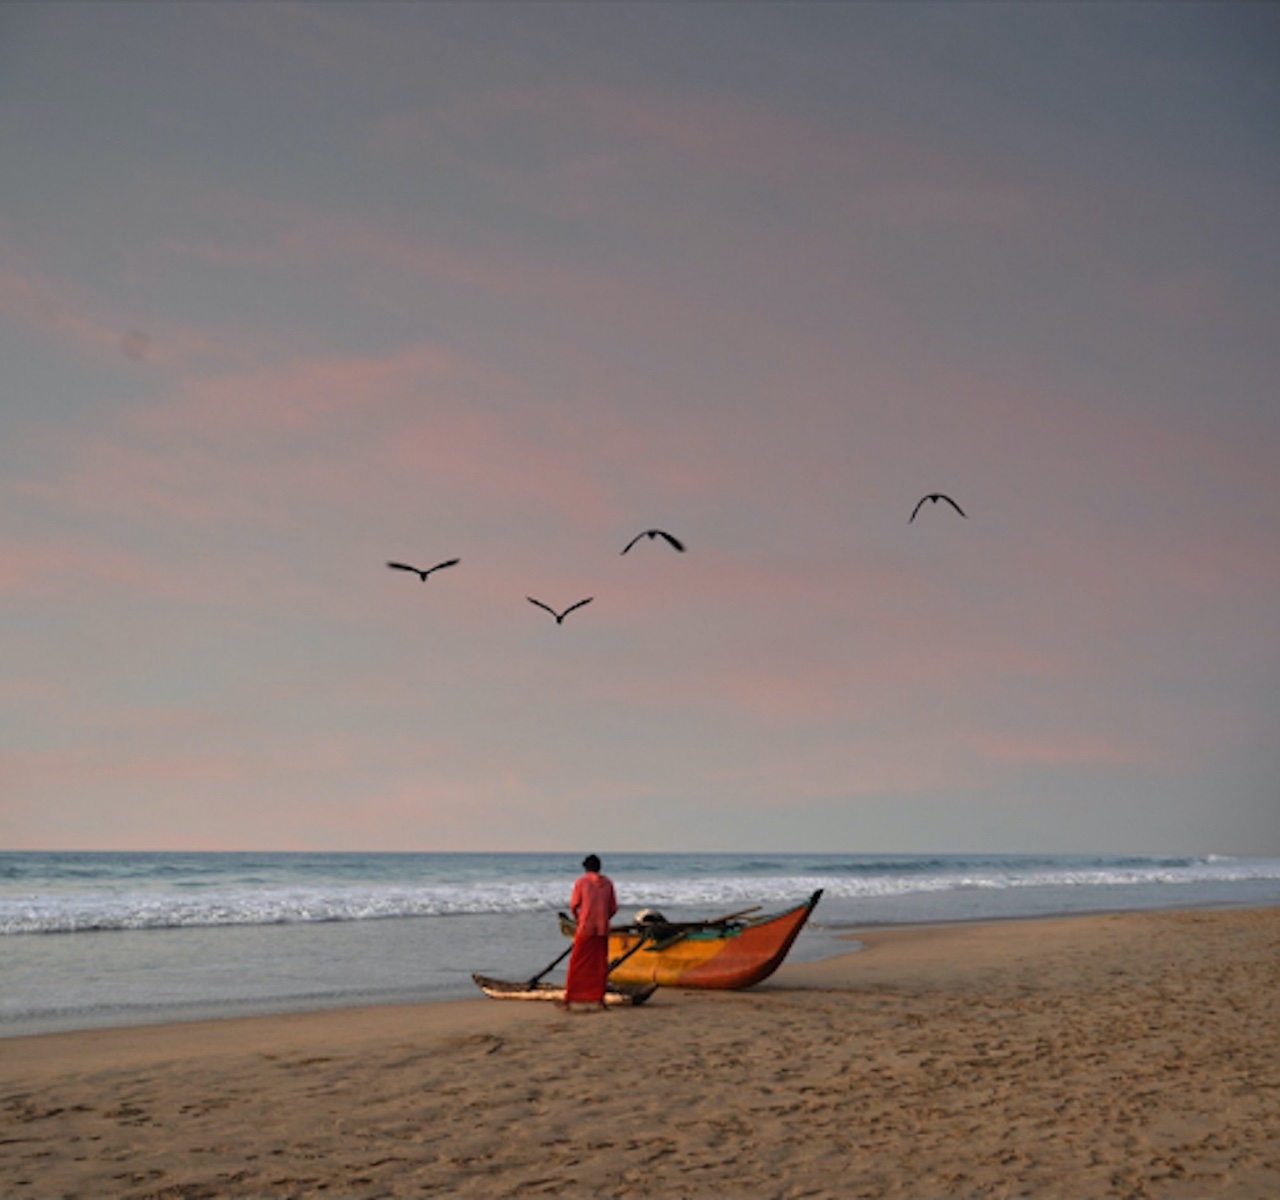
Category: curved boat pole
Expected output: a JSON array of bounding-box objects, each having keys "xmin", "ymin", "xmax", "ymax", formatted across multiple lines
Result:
[
  {"xmin": 526, "ymin": 942, "xmax": 574, "ymax": 988},
  {"xmin": 526, "ymin": 918, "xmax": 653, "ymax": 988},
  {"xmin": 604, "ymin": 930, "xmax": 653, "ymax": 976}
]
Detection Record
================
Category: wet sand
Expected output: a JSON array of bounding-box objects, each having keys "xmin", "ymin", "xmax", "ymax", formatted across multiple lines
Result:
[{"xmin": 2, "ymin": 906, "xmax": 1277, "ymax": 1198}]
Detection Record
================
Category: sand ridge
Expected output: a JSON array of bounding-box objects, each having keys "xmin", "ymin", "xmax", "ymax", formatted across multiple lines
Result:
[{"xmin": 2, "ymin": 907, "xmax": 1277, "ymax": 1198}]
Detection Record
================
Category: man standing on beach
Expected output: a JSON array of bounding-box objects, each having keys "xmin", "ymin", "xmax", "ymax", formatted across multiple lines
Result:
[{"xmin": 561, "ymin": 855, "xmax": 618, "ymax": 1011}]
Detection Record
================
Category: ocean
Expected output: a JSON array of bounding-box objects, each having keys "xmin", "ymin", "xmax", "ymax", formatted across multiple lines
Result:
[{"xmin": 4, "ymin": 850, "xmax": 1279, "ymax": 1038}]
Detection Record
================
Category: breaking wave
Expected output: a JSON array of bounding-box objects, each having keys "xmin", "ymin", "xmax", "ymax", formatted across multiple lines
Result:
[{"xmin": 3, "ymin": 852, "xmax": 1279, "ymax": 935}]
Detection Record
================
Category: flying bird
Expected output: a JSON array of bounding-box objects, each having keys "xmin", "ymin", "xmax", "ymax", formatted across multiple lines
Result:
[
  {"xmin": 527, "ymin": 596, "xmax": 593, "ymax": 624},
  {"xmin": 621, "ymin": 529, "xmax": 686, "ymax": 555},
  {"xmin": 909, "ymin": 494, "xmax": 966, "ymax": 523},
  {"xmin": 387, "ymin": 558, "xmax": 460, "ymax": 581}
]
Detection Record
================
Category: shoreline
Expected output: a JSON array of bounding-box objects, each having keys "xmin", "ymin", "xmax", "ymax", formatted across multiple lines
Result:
[
  {"xmin": 3, "ymin": 905, "xmax": 1277, "ymax": 1197},
  {"xmin": 6, "ymin": 895, "xmax": 1277, "ymax": 1043},
  {"xmin": 819, "ymin": 890, "xmax": 1280, "ymax": 931}
]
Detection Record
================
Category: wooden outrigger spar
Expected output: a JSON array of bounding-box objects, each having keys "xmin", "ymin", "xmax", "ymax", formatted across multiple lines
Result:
[{"xmin": 470, "ymin": 976, "xmax": 658, "ymax": 1006}]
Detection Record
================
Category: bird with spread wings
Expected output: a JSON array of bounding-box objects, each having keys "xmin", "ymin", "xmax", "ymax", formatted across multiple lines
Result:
[
  {"xmin": 909, "ymin": 495, "xmax": 966, "ymax": 523},
  {"xmin": 527, "ymin": 596, "xmax": 594, "ymax": 625},
  {"xmin": 387, "ymin": 559, "xmax": 460, "ymax": 581},
  {"xmin": 620, "ymin": 529, "xmax": 685, "ymax": 554}
]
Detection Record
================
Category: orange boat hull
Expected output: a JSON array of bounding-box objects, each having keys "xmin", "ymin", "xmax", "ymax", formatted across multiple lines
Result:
[{"xmin": 606, "ymin": 891, "xmax": 822, "ymax": 990}]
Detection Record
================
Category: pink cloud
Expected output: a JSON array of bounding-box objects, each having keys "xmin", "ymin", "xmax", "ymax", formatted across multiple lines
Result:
[
  {"xmin": 0, "ymin": 518, "xmax": 352, "ymax": 614},
  {"xmin": 64, "ymin": 355, "xmax": 612, "ymax": 540},
  {"xmin": 0, "ymin": 721, "xmax": 549, "ymax": 851},
  {"xmin": 0, "ymin": 246, "xmax": 253, "ymax": 373},
  {"xmin": 0, "ymin": 537, "xmax": 171, "ymax": 600},
  {"xmin": 0, "ymin": 259, "xmax": 139, "ymax": 363},
  {"xmin": 968, "ymin": 730, "xmax": 1156, "ymax": 770},
  {"xmin": 367, "ymin": 80, "xmax": 1045, "ymax": 257},
  {"xmin": 1119, "ymin": 269, "xmax": 1229, "ymax": 327},
  {"xmin": 141, "ymin": 342, "xmax": 515, "ymax": 437},
  {"xmin": 700, "ymin": 730, "xmax": 986, "ymax": 801},
  {"xmin": 407, "ymin": 82, "xmax": 995, "ymax": 190},
  {"xmin": 145, "ymin": 190, "xmax": 628, "ymax": 317},
  {"xmin": 6, "ymin": 745, "xmax": 244, "ymax": 789}
]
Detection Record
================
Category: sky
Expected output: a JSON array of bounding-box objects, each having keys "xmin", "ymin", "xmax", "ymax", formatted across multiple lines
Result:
[{"xmin": 1, "ymin": 2, "xmax": 1277, "ymax": 855}]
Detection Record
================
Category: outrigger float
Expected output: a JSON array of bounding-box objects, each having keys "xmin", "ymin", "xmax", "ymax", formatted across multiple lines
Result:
[
  {"xmin": 472, "ymin": 889, "xmax": 822, "ymax": 1002},
  {"xmin": 469, "ymin": 975, "xmax": 659, "ymax": 1007}
]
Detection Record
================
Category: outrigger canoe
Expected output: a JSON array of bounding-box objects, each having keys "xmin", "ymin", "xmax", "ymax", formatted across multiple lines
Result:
[{"xmin": 562, "ymin": 889, "xmax": 823, "ymax": 990}]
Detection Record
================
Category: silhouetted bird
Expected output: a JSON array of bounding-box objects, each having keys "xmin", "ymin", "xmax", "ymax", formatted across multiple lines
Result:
[
  {"xmin": 527, "ymin": 596, "xmax": 593, "ymax": 624},
  {"xmin": 621, "ymin": 529, "xmax": 685, "ymax": 555},
  {"xmin": 387, "ymin": 559, "xmax": 460, "ymax": 581},
  {"xmin": 909, "ymin": 495, "xmax": 966, "ymax": 523}
]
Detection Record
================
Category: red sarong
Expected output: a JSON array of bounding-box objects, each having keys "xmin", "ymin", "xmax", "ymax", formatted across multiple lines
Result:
[
  {"xmin": 564, "ymin": 868, "xmax": 616, "ymax": 1004},
  {"xmin": 564, "ymin": 931, "xmax": 610, "ymax": 1003}
]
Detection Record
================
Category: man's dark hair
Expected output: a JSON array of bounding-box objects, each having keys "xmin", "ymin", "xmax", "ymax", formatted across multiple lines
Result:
[{"xmin": 582, "ymin": 854, "xmax": 601, "ymax": 872}]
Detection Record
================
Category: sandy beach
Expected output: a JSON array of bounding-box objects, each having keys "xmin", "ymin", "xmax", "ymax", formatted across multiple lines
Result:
[{"xmin": 2, "ymin": 906, "xmax": 1277, "ymax": 1199}]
